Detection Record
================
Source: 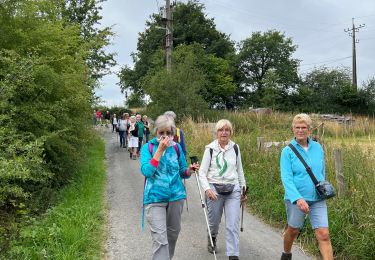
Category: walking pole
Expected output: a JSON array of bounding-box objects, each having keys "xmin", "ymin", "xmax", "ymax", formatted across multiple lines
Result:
[
  {"xmin": 184, "ymin": 179, "xmax": 189, "ymax": 212},
  {"xmin": 190, "ymin": 156, "xmax": 217, "ymax": 260},
  {"xmin": 240, "ymin": 186, "xmax": 249, "ymax": 232}
]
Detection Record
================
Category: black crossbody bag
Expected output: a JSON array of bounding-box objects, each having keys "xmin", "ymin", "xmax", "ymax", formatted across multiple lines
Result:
[{"xmin": 288, "ymin": 144, "xmax": 336, "ymax": 200}]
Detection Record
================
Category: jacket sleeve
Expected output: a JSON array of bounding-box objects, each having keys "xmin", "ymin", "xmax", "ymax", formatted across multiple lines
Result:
[
  {"xmin": 280, "ymin": 147, "xmax": 303, "ymax": 204},
  {"xmin": 236, "ymin": 146, "xmax": 247, "ymax": 189},
  {"xmin": 140, "ymin": 143, "xmax": 157, "ymax": 178},
  {"xmin": 177, "ymin": 144, "xmax": 190, "ymax": 179},
  {"xmin": 179, "ymin": 129, "xmax": 187, "ymax": 157},
  {"xmin": 198, "ymin": 147, "xmax": 212, "ymax": 192}
]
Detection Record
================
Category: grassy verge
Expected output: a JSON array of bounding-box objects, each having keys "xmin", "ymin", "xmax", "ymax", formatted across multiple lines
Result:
[
  {"xmin": 6, "ymin": 137, "xmax": 106, "ymax": 259},
  {"xmin": 182, "ymin": 112, "xmax": 375, "ymax": 260}
]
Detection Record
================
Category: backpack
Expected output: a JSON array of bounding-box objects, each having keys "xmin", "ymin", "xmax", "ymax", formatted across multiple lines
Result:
[
  {"xmin": 175, "ymin": 127, "xmax": 181, "ymax": 143},
  {"xmin": 209, "ymin": 143, "xmax": 239, "ymax": 167}
]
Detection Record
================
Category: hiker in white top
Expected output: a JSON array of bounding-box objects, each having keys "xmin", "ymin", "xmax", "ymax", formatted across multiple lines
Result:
[
  {"xmin": 198, "ymin": 119, "xmax": 247, "ymax": 260},
  {"xmin": 111, "ymin": 114, "xmax": 118, "ymax": 132}
]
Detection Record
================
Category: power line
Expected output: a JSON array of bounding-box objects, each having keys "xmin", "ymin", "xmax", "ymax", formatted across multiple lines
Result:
[
  {"xmin": 203, "ymin": 0, "xmax": 349, "ymax": 32},
  {"xmin": 300, "ymin": 56, "xmax": 352, "ymax": 67}
]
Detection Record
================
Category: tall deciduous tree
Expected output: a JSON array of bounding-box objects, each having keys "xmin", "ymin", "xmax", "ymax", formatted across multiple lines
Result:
[
  {"xmin": 298, "ymin": 67, "xmax": 353, "ymax": 112},
  {"xmin": 118, "ymin": 0, "xmax": 234, "ymax": 104},
  {"xmin": 61, "ymin": 0, "xmax": 115, "ymax": 83},
  {"xmin": 236, "ymin": 30, "xmax": 299, "ymax": 106},
  {"xmin": 143, "ymin": 46, "xmax": 208, "ymax": 118}
]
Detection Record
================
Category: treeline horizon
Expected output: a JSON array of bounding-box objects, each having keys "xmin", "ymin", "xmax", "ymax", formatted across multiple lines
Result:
[{"xmin": 119, "ymin": 0, "xmax": 375, "ymax": 118}]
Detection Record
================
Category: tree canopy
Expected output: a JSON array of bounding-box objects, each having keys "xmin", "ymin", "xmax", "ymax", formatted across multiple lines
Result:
[
  {"xmin": 0, "ymin": 0, "xmax": 113, "ymax": 217},
  {"xmin": 235, "ymin": 30, "xmax": 300, "ymax": 107}
]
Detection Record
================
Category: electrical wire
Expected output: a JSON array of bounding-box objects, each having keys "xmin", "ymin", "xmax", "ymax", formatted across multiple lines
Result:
[{"xmin": 300, "ymin": 56, "xmax": 352, "ymax": 67}]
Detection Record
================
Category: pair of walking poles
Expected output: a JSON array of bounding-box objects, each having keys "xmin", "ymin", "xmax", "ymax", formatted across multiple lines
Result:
[{"xmin": 190, "ymin": 156, "xmax": 248, "ymax": 260}]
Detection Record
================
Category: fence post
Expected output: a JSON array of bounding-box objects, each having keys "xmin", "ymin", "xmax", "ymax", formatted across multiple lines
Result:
[
  {"xmin": 257, "ymin": 137, "xmax": 265, "ymax": 151},
  {"xmin": 334, "ymin": 148, "xmax": 345, "ymax": 197}
]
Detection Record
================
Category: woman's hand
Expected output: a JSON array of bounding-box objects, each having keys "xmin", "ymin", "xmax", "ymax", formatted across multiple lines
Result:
[
  {"xmin": 189, "ymin": 162, "xmax": 200, "ymax": 174},
  {"xmin": 296, "ymin": 198, "xmax": 309, "ymax": 214},
  {"xmin": 205, "ymin": 189, "xmax": 218, "ymax": 201},
  {"xmin": 157, "ymin": 136, "xmax": 170, "ymax": 153},
  {"xmin": 240, "ymin": 186, "xmax": 248, "ymax": 203}
]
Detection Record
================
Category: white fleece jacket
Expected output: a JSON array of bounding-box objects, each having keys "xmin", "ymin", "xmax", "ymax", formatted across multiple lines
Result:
[{"xmin": 198, "ymin": 139, "xmax": 246, "ymax": 192}]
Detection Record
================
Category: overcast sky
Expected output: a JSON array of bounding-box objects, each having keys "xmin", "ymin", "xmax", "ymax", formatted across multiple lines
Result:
[{"xmin": 96, "ymin": 0, "xmax": 375, "ymax": 107}]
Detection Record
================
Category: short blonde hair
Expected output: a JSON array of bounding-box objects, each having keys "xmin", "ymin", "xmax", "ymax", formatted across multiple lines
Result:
[
  {"xmin": 153, "ymin": 115, "xmax": 176, "ymax": 135},
  {"xmin": 215, "ymin": 119, "xmax": 233, "ymax": 134},
  {"xmin": 292, "ymin": 113, "xmax": 312, "ymax": 129}
]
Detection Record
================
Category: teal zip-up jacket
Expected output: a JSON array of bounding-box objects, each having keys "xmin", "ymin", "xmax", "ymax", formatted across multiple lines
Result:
[
  {"xmin": 140, "ymin": 137, "xmax": 190, "ymax": 205},
  {"xmin": 280, "ymin": 138, "xmax": 325, "ymax": 204}
]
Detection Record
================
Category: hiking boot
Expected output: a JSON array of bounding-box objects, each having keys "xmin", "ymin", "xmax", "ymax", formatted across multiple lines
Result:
[
  {"xmin": 229, "ymin": 256, "xmax": 239, "ymax": 260},
  {"xmin": 207, "ymin": 236, "xmax": 216, "ymax": 254},
  {"xmin": 281, "ymin": 252, "xmax": 292, "ymax": 260}
]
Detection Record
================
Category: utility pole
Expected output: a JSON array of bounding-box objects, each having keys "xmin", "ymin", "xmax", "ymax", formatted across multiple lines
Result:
[
  {"xmin": 164, "ymin": 0, "xmax": 173, "ymax": 72},
  {"xmin": 345, "ymin": 18, "xmax": 365, "ymax": 89}
]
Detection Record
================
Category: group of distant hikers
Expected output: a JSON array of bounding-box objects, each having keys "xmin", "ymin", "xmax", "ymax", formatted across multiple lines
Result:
[{"xmin": 101, "ymin": 110, "xmax": 335, "ymax": 260}]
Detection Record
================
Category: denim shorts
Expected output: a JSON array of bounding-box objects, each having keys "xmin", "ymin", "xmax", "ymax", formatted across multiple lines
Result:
[{"xmin": 285, "ymin": 200, "xmax": 328, "ymax": 229}]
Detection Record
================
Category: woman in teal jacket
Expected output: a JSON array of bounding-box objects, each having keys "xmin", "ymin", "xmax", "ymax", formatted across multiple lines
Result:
[
  {"xmin": 140, "ymin": 114, "xmax": 199, "ymax": 260},
  {"xmin": 280, "ymin": 113, "xmax": 333, "ymax": 260}
]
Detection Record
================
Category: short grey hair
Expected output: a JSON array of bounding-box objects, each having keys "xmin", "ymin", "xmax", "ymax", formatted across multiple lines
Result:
[
  {"xmin": 164, "ymin": 111, "xmax": 176, "ymax": 120},
  {"xmin": 292, "ymin": 113, "xmax": 312, "ymax": 129},
  {"xmin": 153, "ymin": 115, "xmax": 176, "ymax": 135},
  {"xmin": 215, "ymin": 119, "xmax": 233, "ymax": 135}
]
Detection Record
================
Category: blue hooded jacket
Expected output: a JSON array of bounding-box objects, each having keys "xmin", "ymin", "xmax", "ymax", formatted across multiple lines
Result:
[
  {"xmin": 280, "ymin": 138, "xmax": 325, "ymax": 203},
  {"xmin": 140, "ymin": 137, "xmax": 190, "ymax": 205}
]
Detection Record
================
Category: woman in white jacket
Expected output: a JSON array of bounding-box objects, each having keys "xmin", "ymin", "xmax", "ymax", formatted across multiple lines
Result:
[{"xmin": 198, "ymin": 119, "xmax": 247, "ymax": 260}]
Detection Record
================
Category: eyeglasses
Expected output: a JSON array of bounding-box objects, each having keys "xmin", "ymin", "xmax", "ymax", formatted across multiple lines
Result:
[
  {"xmin": 158, "ymin": 131, "xmax": 172, "ymax": 136},
  {"xmin": 294, "ymin": 126, "xmax": 309, "ymax": 131}
]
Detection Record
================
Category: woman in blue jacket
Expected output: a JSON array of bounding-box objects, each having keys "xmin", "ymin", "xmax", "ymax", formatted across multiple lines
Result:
[
  {"xmin": 280, "ymin": 114, "xmax": 333, "ymax": 260},
  {"xmin": 140, "ymin": 114, "xmax": 199, "ymax": 260}
]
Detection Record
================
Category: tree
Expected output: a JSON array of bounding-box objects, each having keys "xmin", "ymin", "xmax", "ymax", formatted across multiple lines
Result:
[
  {"xmin": 118, "ymin": 0, "xmax": 234, "ymax": 101},
  {"xmin": 236, "ymin": 30, "xmax": 299, "ymax": 107},
  {"xmin": 299, "ymin": 67, "xmax": 353, "ymax": 113},
  {"xmin": 143, "ymin": 47, "xmax": 208, "ymax": 118},
  {"xmin": 0, "ymin": 0, "xmax": 107, "ymax": 212},
  {"xmin": 61, "ymin": 0, "xmax": 115, "ymax": 83}
]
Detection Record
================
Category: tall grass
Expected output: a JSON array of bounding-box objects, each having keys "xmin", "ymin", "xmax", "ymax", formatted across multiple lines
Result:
[
  {"xmin": 182, "ymin": 111, "xmax": 375, "ymax": 260},
  {"xmin": 6, "ymin": 137, "xmax": 106, "ymax": 260}
]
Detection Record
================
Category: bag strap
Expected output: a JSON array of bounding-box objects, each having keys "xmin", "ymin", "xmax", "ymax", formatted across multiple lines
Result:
[
  {"xmin": 288, "ymin": 143, "xmax": 319, "ymax": 186},
  {"xmin": 148, "ymin": 142, "xmax": 180, "ymax": 159},
  {"xmin": 209, "ymin": 143, "xmax": 238, "ymax": 167}
]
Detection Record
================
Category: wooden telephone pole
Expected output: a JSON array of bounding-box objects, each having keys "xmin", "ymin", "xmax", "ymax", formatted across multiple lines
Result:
[
  {"xmin": 345, "ymin": 18, "xmax": 365, "ymax": 89},
  {"xmin": 163, "ymin": 0, "xmax": 173, "ymax": 72}
]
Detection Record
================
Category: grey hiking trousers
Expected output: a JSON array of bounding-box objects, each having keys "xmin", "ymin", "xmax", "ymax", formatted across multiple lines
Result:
[
  {"xmin": 145, "ymin": 200, "xmax": 184, "ymax": 260},
  {"xmin": 206, "ymin": 183, "xmax": 241, "ymax": 257}
]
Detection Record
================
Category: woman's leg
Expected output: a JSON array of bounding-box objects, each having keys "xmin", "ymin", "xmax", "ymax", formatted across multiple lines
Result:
[
  {"xmin": 145, "ymin": 203, "xmax": 170, "ymax": 260},
  {"xmin": 166, "ymin": 200, "xmax": 184, "ymax": 259},
  {"xmin": 309, "ymin": 200, "xmax": 333, "ymax": 260},
  {"xmin": 119, "ymin": 131, "xmax": 124, "ymax": 146},
  {"xmin": 223, "ymin": 186, "xmax": 241, "ymax": 257},
  {"xmin": 206, "ymin": 188, "xmax": 225, "ymax": 253}
]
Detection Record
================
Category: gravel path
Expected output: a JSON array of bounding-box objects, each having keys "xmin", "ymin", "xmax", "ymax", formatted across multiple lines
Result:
[{"xmin": 103, "ymin": 130, "xmax": 313, "ymax": 260}]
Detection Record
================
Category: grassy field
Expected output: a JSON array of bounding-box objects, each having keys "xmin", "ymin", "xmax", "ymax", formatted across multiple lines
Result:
[
  {"xmin": 181, "ymin": 111, "xmax": 375, "ymax": 260},
  {"xmin": 5, "ymin": 136, "xmax": 106, "ymax": 260}
]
